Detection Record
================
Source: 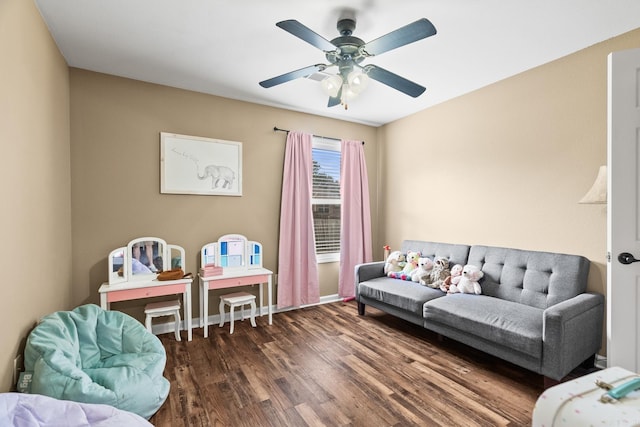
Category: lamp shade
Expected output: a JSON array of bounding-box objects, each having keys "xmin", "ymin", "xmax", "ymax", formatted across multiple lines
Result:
[
  {"xmin": 579, "ymin": 165, "xmax": 607, "ymax": 204},
  {"xmin": 321, "ymin": 75, "xmax": 342, "ymax": 98},
  {"xmin": 347, "ymin": 70, "xmax": 369, "ymax": 94}
]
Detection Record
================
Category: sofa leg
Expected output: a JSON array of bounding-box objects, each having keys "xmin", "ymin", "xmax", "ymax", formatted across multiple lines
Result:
[
  {"xmin": 580, "ymin": 354, "xmax": 596, "ymax": 369},
  {"xmin": 357, "ymin": 302, "xmax": 365, "ymax": 315}
]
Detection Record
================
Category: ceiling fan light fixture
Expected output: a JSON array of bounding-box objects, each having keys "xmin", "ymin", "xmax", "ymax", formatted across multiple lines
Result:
[
  {"xmin": 321, "ymin": 74, "xmax": 343, "ymax": 97},
  {"xmin": 347, "ymin": 70, "xmax": 369, "ymax": 94},
  {"xmin": 342, "ymin": 84, "xmax": 358, "ymax": 101}
]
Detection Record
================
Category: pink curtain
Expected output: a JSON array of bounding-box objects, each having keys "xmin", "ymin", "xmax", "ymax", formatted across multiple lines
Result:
[
  {"xmin": 338, "ymin": 139, "xmax": 373, "ymax": 299},
  {"xmin": 277, "ymin": 131, "xmax": 320, "ymax": 309}
]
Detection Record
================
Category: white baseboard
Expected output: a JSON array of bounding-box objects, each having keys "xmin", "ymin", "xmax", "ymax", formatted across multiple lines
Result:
[{"xmin": 150, "ymin": 293, "xmax": 343, "ymax": 336}]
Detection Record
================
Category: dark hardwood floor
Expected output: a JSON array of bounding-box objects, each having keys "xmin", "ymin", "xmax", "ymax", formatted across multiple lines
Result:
[{"xmin": 150, "ymin": 301, "xmax": 547, "ymax": 426}]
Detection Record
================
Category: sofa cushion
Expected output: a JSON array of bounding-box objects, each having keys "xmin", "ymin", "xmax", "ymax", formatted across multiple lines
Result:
[
  {"xmin": 358, "ymin": 277, "xmax": 444, "ymax": 316},
  {"xmin": 467, "ymin": 245, "xmax": 590, "ymax": 309},
  {"xmin": 424, "ymin": 294, "xmax": 543, "ymax": 356}
]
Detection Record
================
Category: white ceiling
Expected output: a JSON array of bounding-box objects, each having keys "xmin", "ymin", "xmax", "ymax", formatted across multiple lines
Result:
[{"xmin": 35, "ymin": 0, "xmax": 640, "ymax": 127}]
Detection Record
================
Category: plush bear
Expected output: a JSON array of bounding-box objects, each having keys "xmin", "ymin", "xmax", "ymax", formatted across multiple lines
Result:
[
  {"xmin": 389, "ymin": 251, "xmax": 420, "ymax": 280},
  {"xmin": 449, "ymin": 264, "xmax": 484, "ymax": 295},
  {"xmin": 384, "ymin": 251, "xmax": 405, "ymax": 276},
  {"xmin": 441, "ymin": 264, "xmax": 463, "ymax": 293},
  {"xmin": 411, "ymin": 257, "xmax": 434, "ymax": 282},
  {"xmin": 401, "ymin": 251, "xmax": 420, "ymax": 278},
  {"xmin": 429, "ymin": 257, "xmax": 451, "ymax": 289}
]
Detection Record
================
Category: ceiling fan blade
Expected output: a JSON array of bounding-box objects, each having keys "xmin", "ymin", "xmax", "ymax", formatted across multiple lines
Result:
[
  {"xmin": 363, "ymin": 18, "xmax": 437, "ymax": 56},
  {"xmin": 328, "ymin": 86, "xmax": 343, "ymax": 107},
  {"xmin": 259, "ymin": 64, "xmax": 325, "ymax": 88},
  {"xmin": 365, "ymin": 65, "xmax": 426, "ymax": 97},
  {"xmin": 328, "ymin": 96, "xmax": 341, "ymax": 108},
  {"xmin": 276, "ymin": 20, "xmax": 336, "ymax": 51}
]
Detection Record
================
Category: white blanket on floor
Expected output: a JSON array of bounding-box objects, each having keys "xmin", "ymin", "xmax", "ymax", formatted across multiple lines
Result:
[{"xmin": 0, "ymin": 393, "xmax": 153, "ymax": 427}]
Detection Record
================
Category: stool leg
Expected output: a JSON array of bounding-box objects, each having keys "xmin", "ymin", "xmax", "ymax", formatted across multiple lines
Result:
[
  {"xmin": 249, "ymin": 301, "xmax": 256, "ymax": 328},
  {"xmin": 145, "ymin": 315, "xmax": 153, "ymax": 334},
  {"xmin": 229, "ymin": 303, "xmax": 236, "ymax": 334},
  {"xmin": 219, "ymin": 299, "xmax": 225, "ymax": 328},
  {"xmin": 240, "ymin": 304, "xmax": 246, "ymax": 321},
  {"xmin": 174, "ymin": 310, "xmax": 181, "ymax": 341}
]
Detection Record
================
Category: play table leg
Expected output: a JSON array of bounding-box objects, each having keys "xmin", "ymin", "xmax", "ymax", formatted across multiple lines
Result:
[{"xmin": 268, "ymin": 275, "xmax": 273, "ymax": 325}]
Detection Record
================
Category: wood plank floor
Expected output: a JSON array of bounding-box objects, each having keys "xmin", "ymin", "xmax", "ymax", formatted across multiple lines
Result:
[{"xmin": 150, "ymin": 301, "xmax": 547, "ymax": 427}]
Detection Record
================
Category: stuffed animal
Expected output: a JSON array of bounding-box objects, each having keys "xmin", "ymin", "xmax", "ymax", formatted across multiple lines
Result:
[
  {"xmin": 420, "ymin": 257, "xmax": 447, "ymax": 288},
  {"xmin": 389, "ymin": 251, "xmax": 420, "ymax": 280},
  {"xmin": 419, "ymin": 272, "xmax": 433, "ymax": 287},
  {"xmin": 402, "ymin": 251, "xmax": 420, "ymax": 277},
  {"xmin": 429, "ymin": 257, "xmax": 451, "ymax": 289},
  {"xmin": 441, "ymin": 264, "xmax": 463, "ymax": 293},
  {"xmin": 384, "ymin": 251, "xmax": 405, "ymax": 276},
  {"xmin": 449, "ymin": 264, "xmax": 484, "ymax": 295},
  {"xmin": 411, "ymin": 257, "xmax": 434, "ymax": 282}
]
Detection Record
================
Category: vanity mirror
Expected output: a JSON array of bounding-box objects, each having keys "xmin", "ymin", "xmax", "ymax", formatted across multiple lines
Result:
[
  {"xmin": 168, "ymin": 244, "xmax": 185, "ymax": 270},
  {"xmin": 200, "ymin": 234, "xmax": 263, "ymax": 271},
  {"xmin": 219, "ymin": 235, "xmax": 246, "ymax": 268},
  {"xmin": 107, "ymin": 237, "xmax": 187, "ymax": 284},
  {"xmin": 108, "ymin": 247, "xmax": 127, "ymax": 285},
  {"xmin": 201, "ymin": 243, "xmax": 216, "ymax": 266},
  {"xmin": 128, "ymin": 238, "xmax": 165, "ymax": 281}
]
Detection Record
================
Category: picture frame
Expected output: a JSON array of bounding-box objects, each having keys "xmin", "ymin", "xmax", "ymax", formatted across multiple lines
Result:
[{"xmin": 160, "ymin": 132, "xmax": 242, "ymax": 196}]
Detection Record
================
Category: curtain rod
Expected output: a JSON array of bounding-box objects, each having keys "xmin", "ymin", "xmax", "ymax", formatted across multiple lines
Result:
[{"xmin": 273, "ymin": 126, "xmax": 365, "ymax": 145}]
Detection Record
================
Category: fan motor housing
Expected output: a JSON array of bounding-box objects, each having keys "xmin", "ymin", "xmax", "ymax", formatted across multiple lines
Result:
[{"xmin": 327, "ymin": 36, "xmax": 366, "ymax": 65}]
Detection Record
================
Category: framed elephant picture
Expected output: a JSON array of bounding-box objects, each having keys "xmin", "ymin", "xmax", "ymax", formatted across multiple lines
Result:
[{"xmin": 160, "ymin": 132, "xmax": 242, "ymax": 196}]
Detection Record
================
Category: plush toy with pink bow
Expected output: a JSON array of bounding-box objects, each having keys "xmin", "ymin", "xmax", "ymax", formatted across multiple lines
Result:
[{"xmin": 448, "ymin": 264, "xmax": 484, "ymax": 295}]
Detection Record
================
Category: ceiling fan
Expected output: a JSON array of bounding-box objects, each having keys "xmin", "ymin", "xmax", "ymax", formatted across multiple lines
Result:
[{"xmin": 259, "ymin": 15, "xmax": 437, "ymax": 109}]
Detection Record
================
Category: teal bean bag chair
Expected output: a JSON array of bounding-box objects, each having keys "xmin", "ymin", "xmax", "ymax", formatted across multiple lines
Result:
[{"xmin": 23, "ymin": 304, "xmax": 170, "ymax": 419}]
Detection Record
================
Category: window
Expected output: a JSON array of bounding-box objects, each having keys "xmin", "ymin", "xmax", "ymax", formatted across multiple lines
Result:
[{"xmin": 311, "ymin": 137, "xmax": 341, "ymax": 262}]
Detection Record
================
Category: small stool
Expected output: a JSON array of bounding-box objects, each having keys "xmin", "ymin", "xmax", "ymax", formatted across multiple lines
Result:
[
  {"xmin": 144, "ymin": 300, "xmax": 181, "ymax": 341},
  {"xmin": 219, "ymin": 292, "xmax": 257, "ymax": 334}
]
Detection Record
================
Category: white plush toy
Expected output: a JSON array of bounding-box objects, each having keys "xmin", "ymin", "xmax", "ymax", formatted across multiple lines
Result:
[
  {"xmin": 384, "ymin": 251, "xmax": 406, "ymax": 276},
  {"xmin": 449, "ymin": 264, "xmax": 484, "ymax": 295},
  {"xmin": 411, "ymin": 257, "xmax": 434, "ymax": 282}
]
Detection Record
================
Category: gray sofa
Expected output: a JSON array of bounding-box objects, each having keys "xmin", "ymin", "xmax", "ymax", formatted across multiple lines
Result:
[{"xmin": 355, "ymin": 240, "xmax": 604, "ymax": 382}]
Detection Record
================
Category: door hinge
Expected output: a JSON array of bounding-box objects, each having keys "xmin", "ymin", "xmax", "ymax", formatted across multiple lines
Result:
[{"xmin": 607, "ymin": 252, "xmax": 612, "ymax": 262}]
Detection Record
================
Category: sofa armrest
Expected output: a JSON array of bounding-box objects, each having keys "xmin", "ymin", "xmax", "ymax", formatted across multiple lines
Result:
[
  {"xmin": 542, "ymin": 292, "xmax": 604, "ymax": 380},
  {"xmin": 354, "ymin": 262, "xmax": 386, "ymax": 295}
]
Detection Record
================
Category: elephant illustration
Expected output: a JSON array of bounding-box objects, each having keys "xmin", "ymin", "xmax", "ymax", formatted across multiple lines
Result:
[{"xmin": 198, "ymin": 165, "xmax": 235, "ymax": 189}]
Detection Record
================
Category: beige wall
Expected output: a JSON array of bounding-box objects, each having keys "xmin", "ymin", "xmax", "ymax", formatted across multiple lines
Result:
[
  {"xmin": 69, "ymin": 69, "xmax": 379, "ymax": 321},
  {"xmin": 379, "ymin": 28, "xmax": 640, "ymax": 355},
  {"xmin": 0, "ymin": 0, "xmax": 72, "ymax": 391}
]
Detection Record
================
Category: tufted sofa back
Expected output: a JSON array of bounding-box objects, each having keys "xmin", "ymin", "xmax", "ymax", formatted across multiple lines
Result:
[
  {"xmin": 400, "ymin": 240, "xmax": 471, "ymax": 269},
  {"xmin": 467, "ymin": 245, "xmax": 590, "ymax": 309}
]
